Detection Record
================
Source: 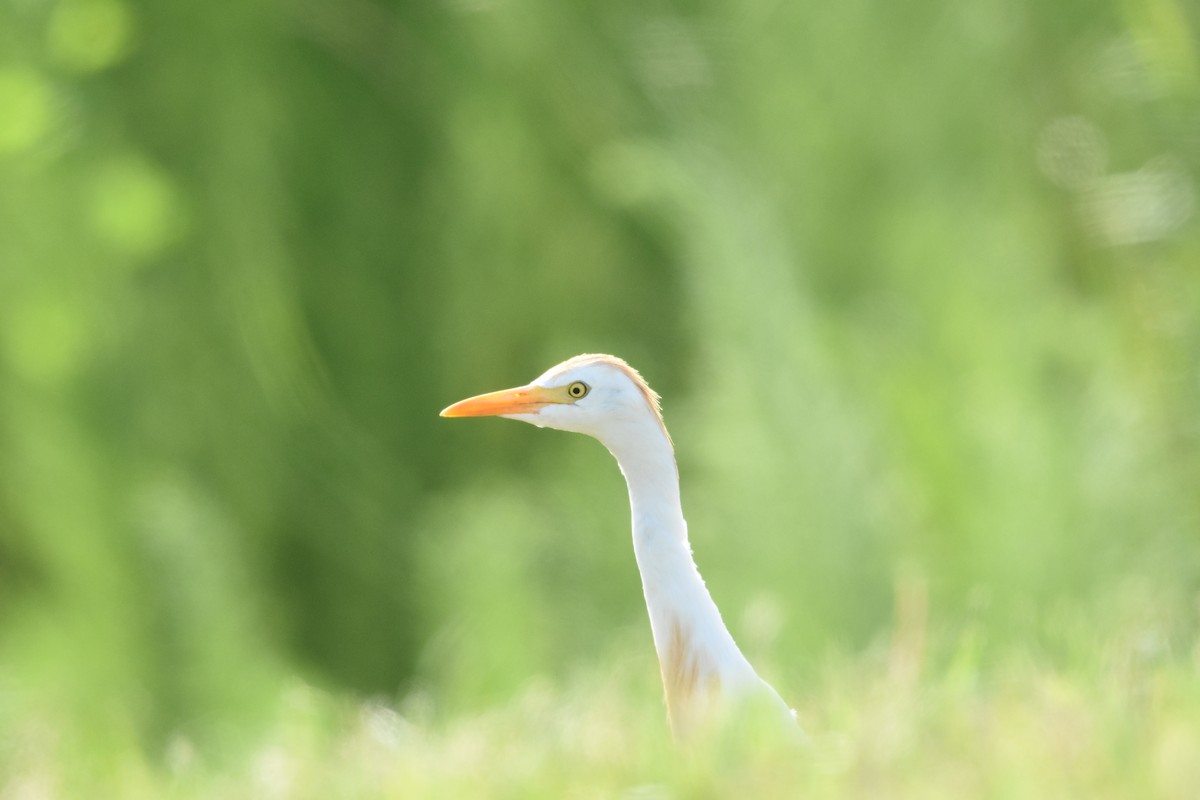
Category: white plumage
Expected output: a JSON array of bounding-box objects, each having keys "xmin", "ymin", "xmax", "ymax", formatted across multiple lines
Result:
[{"xmin": 442, "ymin": 354, "xmax": 799, "ymax": 739}]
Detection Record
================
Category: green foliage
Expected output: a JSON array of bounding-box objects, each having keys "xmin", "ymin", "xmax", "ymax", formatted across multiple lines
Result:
[
  {"xmin": 0, "ymin": 0, "xmax": 1198, "ymax": 792},
  {"xmin": 8, "ymin": 621, "xmax": 1200, "ymax": 798}
]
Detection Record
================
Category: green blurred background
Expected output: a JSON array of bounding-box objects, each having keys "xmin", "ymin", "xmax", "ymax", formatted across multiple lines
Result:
[{"xmin": 1, "ymin": 0, "xmax": 1198, "ymax": 775}]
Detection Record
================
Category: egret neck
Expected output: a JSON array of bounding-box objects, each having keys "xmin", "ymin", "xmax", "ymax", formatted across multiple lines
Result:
[
  {"xmin": 439, "ymin": 353, "xmax": 798, "ymax": 739},
  {"xmin": 601, "ymin": 413, "xmax": 763, "ymax": 735}
]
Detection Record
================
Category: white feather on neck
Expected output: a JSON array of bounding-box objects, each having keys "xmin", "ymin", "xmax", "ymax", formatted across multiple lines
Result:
[{"xmin": 599, "ymin": 411, "xmax": 788, "ymax": 737}]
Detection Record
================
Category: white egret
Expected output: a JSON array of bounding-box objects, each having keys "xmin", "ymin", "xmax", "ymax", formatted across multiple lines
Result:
[{"xmin": 441, "ymin": 354, "xmax": 799, "ymax": 739}]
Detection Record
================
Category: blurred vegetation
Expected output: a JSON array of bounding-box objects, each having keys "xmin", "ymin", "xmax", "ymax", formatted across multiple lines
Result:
[{"xmin": 1, "ymin": 0, "xmax": 1198, "ymax": 794}]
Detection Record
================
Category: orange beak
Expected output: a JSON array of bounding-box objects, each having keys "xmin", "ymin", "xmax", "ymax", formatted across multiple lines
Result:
[{"xmin": 440, "ymin": 384, "xmax": 563, "ymax": 418}]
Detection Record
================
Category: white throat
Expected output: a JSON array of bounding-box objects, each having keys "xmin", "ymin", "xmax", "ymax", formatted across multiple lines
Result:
[{"xmin": 598, "ymin": 417, "xmax": 770, "ymax": 736}]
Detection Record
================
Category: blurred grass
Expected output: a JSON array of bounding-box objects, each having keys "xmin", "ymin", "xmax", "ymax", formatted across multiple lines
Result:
[
  {"xmin": 1, "ymin": 0, "xmax": 1199, "ymax": 794},
  {"xmin": 6, "ymin": 595, "xmax": 1200, "ymax": 798}
]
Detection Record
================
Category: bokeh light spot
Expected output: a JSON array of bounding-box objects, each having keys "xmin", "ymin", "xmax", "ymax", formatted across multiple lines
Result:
[
  {"xmin": 0, "ymin": 68, "xmax": 54, "ymax": 155},
  {"xmin": 1079, "ymin": 157, "xmax": 1195, "ymax": 246},
  {"xmin": 1, "ymin": 296, "xmax": 88, "ymax": 384},
  {"xmin": 87, "ymin": 154, "xmax": 187, "ymax": 260},
  {"xmin": 47, "ymin": 0, "xmax": 136, "ymax": 74}
]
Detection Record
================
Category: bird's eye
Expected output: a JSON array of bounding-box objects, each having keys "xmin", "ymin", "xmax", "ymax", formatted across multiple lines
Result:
[{"xmin": 567, "ymin": 381, "xmax": 589, "ymax": 399}]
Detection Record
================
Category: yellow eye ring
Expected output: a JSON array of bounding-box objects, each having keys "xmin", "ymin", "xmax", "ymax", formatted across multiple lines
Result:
[{"xmin": 567, "ymin": 381, "xmax": 589, "ymax": 399}]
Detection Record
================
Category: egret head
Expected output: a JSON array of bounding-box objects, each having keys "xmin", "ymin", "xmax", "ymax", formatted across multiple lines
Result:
[{"xmin": 440, "ymin": 354, "xmax": 671, "ymax": 449}]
